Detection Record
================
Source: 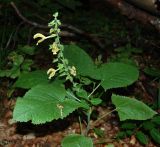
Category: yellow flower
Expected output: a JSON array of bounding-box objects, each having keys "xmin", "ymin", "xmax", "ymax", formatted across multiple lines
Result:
[
  {"xmin": 70, "ymin": 66, "xmax": 76, "ymax": 76},
  {"xmin": 51, "ymin": 43, "xmax": 60, "ymax": 55},
  {"xmin": 47, "ymin": 68, "xmax": 56, "ymax": 79},
  {"xmin": 33, "ymin": 33, "xmax": 47, "ymax": 45},
  {"xmin": 57, "ymin": 104, "xmax": 64, "ymax": 117}
]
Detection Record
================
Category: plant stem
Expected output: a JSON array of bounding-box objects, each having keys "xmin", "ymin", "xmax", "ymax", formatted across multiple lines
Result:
[
  {"xmin": 88, "ymin": 82, "xmax": 101, "ymax": 98},
  {"xmin": 66, "ymin": 91, "xmax": 81, "ymax": 102},
  {"xmin": 92, "ymin": 109, "xmax": 116, "ymax": 127},
  {"xmin": 78, "ymin": 116, "xmax": 83, "ymax": 135},
  {"xmin": 85, "ymin": 107, "xmax": 92, "ymax": 136}
]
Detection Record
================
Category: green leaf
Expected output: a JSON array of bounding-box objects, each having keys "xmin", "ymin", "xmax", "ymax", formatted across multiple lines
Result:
[
  {"xmin": 21, "ymin": 59, "xmax": 33, "ymax": 71},
  {"xmin": 151, "ymin": 116, "xmax": 160, "ymax": 125},
  {"xmin": 112, "ymin": 94, "xmax": 157, "ymax": 121},
  {"xmin": 116, "ymin": 131, "xmax": 127, "ymax": 139},
  {"xmin": 144, "ymin": 67, "xmax": 160, "ymax": 78},
  {"xmin": 0, "ymin": 70, "xmax": 11, "ymax": 78},
  {"xmin": 126, "ymin": 130, "xmax": 133, "ymax": 136},
  {"xmin": 93, "ymin": 128, "xmax": 104, "ymax": 137},
  {"xmin": 142, "ymin": 121, "xmax": 155, "ymax": 131},
  {"xmin": 80, "ymin": 77, "xmax": 92, "ymax": 85},
  {"xmin": 14, "ymin": 70, "xmax": 49, "ymax": 89},
  {"xmin": 121, "ymin": 123, "xmax": 136, "ymax": 129},
  {"xmin": 76, "ymin": 89, "xmax": 88, "ymax": 99},
  {"xmin": 61, "ymin": 134, "xmax": 93, "ymax": 147},
  {"xmin": 90, "ymin": 98, "xmax": 102, "ymax": 105},
  {"xmin": 150, "ymin": 128, "xmax": 160, "ymax": 144},
  {"xmin": 79, "ymin": 100, "xmax": 90, "ymax": 110},
  {"xmin": 106, "ymin": 144, "xmax": 114, "ymax": 147},
  {"xmin": 24, "ymin": 83, "xmax": 66, "ymax": 101},
  {"xmin": 9, "ymin": 67, "xmax": 21, "ymax": 78},
  {"xmin": 64, "ymin": 45, "xmax": 96, "ymax": 77},
  {"xmin": 18, "ymin": 45, "xmax": 36, "ymax": 55},
  {"xmin": 13, "ymin": 84, "xmax": 82, "ymax": 124},
  {"xmin": 12, "ymin": 54, "xmax": 24, "ymax": 67},
  {"xmin": 136, "ymin": 131, "xmax": 148, "ymax": 145},
  {"xmin": 99, "ymin": 63, "xmax": 139, "ymax": 90}
]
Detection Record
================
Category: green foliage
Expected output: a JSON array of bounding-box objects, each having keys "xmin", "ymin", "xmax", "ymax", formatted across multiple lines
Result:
[
  {"xmin": 93, "ymin": 128, "xmax": 105, "ymax": 137},
  {"xmin": 121, "ymin": 123, "xmax": 136, "ymax": 129},
  {"xmin": 12, "ymin": 12, "xmax": 157, "ymax": 146},
  {"xmin": 150, "ymin": 128, "xmax": 160, "ymax": 144},
  {"xmin": 117, "ymin": 115, "xmax": 160, "ymax": 145},
  {"xmin": 144, "ymin": 67, "xmax": 160, "ymax": 78},
  {"xmin": 151, "ymin": 116, "xmax": 160, "ymax": 125},
  {"xmin": 13, "ymin": 83, "xmax": 82, "ymax": 124},
  {"xmin": 18, "ymin": 45, "xmax": 36, "ymax": 55},
  {"xmin": 98, "ymin": 63, "xmax": 139, "ymax": 90},
  {"xmin": 14, "ymin": 70, "xmax": 49, "ymax": 89},
  {"xmin": 136, "ymin": 131, "xmax": 148, "ymax": 145},
  {"xmin": 64, "ymin": 45, "xmax": 139, "ymax": 90},
  {"xmin": 110, "ymin": 43, "xmax": 143, "ymax": 65},
  {"xmin": 112, "ymin": 94, "xmax": 157, "ymax": 121},
  {"xmin": 0, "ymin": 45, "xmax": 35, "ymax": 79},
  {"xmin": 142, "ymin": 121, "xmax": 155, "ymax": 131},
  {"xmin": 143, "ymin": 67, "xmax": 160, "ymax": 109},
  {"xmin": 61, "ymin": 134, "xmax": 93, "ymax": 147},
  {"xmin": 63, "ymin": 44, "xmax": 96, "ymax": 77}
]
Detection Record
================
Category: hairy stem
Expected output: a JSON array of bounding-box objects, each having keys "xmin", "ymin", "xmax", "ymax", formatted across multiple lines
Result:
[
  {"xmin": 85, "ymin": 107, "xmax": 92, "ymax": 136},
  {"xmin": 79, "ymin": 116, "xmax": 83, "ymax": 135}
]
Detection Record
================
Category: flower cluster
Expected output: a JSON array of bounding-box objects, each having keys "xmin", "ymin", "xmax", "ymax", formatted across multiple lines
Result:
[{"xmin": 33, "ymin": 12, "xmax": 76, "ymax": 82}]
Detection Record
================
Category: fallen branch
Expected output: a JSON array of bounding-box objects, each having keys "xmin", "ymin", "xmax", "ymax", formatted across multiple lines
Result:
[
  {"xmin": 104, "ymin": 0, "xmax": 160, "ymax": 32},
  {"xmin": 10, "ymin": 1, "xmax": 105, "ymax": 50}
]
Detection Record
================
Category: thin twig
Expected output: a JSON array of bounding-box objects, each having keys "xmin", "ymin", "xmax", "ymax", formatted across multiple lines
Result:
[
  {"xmin": 10, "ymin": 2, "xmax": 48, "ymax": 29},
  {"xmin": 104, "ymin": 0, "xmax": 160, "ymax": 32},
  {"xmin": 91, "ymin": 109, "xmax": 116, "ymax": 128},
  {"xmin": 10, "ymin": 1, "xmax": 105, "ymax": 50},
  {"xmin": 88, "ymin": 82, "xmax": 101, "ymax": 98}
]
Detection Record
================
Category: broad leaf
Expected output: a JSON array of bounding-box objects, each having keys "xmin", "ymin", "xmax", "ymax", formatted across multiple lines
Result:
[
  {"xmin": 99, "ymin": 63, "xmax": 139, "ymax": 90},
  {"xmin": 23, "ymin": 83, "xmax": 66, "ymax": 101},
  {"xmin": 61, "ymin": 134, "xmax": 93, "ymax": 147},
  {"xmin": 14, "ymin": 70, "xmax": 49, "ymax": 89},
  {"xmin": 13, "ymin": 84, "xmax": 82, "ymax": 124},
  {"xmin": 112, "ymin": 94, "xmax": 157, "ymax": 121},
  {"xmin": 63, "ymin": 45, "xmax": 96, "ymax": 77}
]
